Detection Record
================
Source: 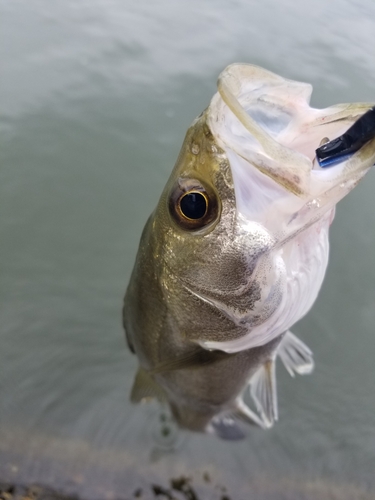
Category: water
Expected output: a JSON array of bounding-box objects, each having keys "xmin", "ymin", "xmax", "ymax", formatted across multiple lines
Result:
[{"xmin": 1, "ymin": 0, "xmax": 375, "ymax": 498}]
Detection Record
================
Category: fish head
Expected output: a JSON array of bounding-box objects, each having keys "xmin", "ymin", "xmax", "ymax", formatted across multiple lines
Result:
[
  {"xmin": 154, "ymin": 110, "xmax": 274, "ymax": 297},
  {"xmin": 151, "ymin": 63, "xmax": 375, "ymax": 352}
]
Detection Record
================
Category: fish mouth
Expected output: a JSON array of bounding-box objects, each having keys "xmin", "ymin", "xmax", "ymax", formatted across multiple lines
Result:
[{"xmin": 208, "ymin": 63, "xmax": 375, "ymax": 236}]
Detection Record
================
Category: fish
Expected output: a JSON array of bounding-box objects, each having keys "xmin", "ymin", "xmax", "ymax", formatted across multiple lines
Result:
[{"xmin": 123, "ymin": 63, "xmax": 375, "ymax": 439}]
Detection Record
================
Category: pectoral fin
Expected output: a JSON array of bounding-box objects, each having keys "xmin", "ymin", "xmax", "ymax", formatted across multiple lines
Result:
[
  {"xmin": 250, "ymin": 358, "xmax": 278, "ymax": 428},
  {"xmin": 234, "ymin": 399, "xmax": 267, "ymax": 429},
  {"xmin": 277, "ymin": 330, "xmax": 314, "ymax": 377},
  {"xmin": 130, "ymin": 367, "xmax": 167, "ymax": 403},
  {"xmin": 208, "ymin": 399, "xmax": 267, "ymax": 440}
]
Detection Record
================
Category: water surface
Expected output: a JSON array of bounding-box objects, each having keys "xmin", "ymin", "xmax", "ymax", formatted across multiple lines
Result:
[{"xmin": 1, "ymin": 0, "xmax": 375, "ymax": 498}]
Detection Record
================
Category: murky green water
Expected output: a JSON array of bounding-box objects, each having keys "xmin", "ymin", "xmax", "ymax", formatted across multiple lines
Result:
[{"xmin": 1, "ymin": 0, "xmax": 375, "ymax": 498}]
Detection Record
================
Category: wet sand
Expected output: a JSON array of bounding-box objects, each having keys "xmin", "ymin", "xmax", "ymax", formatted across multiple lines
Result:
[
  {"xmin": 2, "ymin": 478, "xmax": 375, "ymax": 500},
  {"xmin": 2, "ymin": 425, "xmax": 375, "ymax": 500}
]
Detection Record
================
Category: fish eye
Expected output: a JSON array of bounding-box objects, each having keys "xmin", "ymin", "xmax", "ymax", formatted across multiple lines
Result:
[
  {"xmin": 169, "ymin": 178, "xmax": 219, "ymax": 230},
  {"xmin": 179, "ymin": 191, "xmax": 208, "ymax": 220}
]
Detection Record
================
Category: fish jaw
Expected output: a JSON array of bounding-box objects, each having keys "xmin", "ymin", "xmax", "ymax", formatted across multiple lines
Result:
[{"xmin": 208, "ymin": 63, "xmax": 375, "ymax": 240}]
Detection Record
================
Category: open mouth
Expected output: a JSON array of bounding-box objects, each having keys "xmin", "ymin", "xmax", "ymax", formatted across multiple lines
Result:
[
  {"xmin": 208, "ymin": 64, "xmax": 375, "ymax": 197},
  {"xmin": 207, "ymin": 63, "xmax": 375, "ymax": 239}
]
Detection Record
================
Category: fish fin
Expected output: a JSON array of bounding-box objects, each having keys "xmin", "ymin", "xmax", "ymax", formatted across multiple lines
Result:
[
  {"xmin": 250, "ymin": 359, "xmax": 278, "ymax": 428},
  {"xmin": 130, "ymin": 367, "xmax": 167, "ymax": 403},
  {"xmin": 278, "ymin": 330, "xmax": 314, "ymax": 377},
  {"xmin": 150, "ymin": 347, "xmax": 229, "ymax": 374},
  {"xmin": 207, "ymin": 414, "xmax": 246, "ymax": 440},
  {"xmin": 233, "ymin": 399, "xmax": 267, "ymax": 429},
  {"xmin": 208, "ymin": 398, "xmax": 269, "ymax": 439}
]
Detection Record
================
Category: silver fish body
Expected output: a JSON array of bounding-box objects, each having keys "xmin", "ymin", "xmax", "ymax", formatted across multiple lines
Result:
[{"xmin": 123, "ymin": 64, "xmax": 375, "ymax": 438}]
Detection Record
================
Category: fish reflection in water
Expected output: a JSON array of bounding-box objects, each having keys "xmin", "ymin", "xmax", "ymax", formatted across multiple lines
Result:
[{"xmin": 123, "ymin": 63, "xmax": 375, "ymax": 440}]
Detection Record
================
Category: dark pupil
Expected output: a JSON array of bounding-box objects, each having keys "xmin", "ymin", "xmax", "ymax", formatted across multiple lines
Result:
[{"xmin": 180, "ymin": 192, "xmax": 207, "ymax": 219}]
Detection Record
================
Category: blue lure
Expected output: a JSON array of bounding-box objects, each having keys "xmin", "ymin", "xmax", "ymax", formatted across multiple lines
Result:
[{"xmin": 316, "ymin": 107, "xmax": 375, "ymax": 168}]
